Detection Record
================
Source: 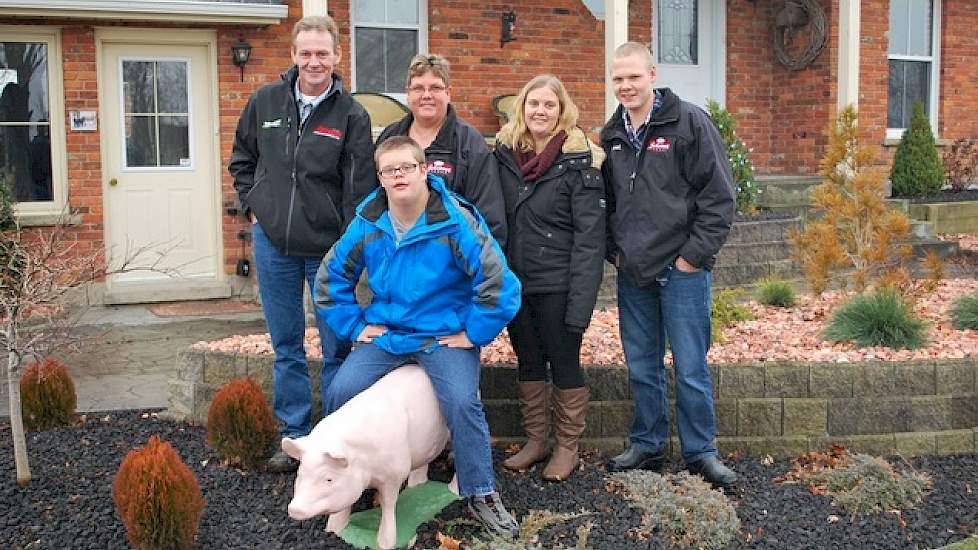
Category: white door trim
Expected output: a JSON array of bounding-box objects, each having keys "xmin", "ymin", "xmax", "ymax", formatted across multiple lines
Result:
[
  {"xmin": 95, "ymin": 27, "xmax": 227, "ymax": 303},
  {"xmin": 651, "ymin": 0, "xmax": 727, "ymax": 107}
]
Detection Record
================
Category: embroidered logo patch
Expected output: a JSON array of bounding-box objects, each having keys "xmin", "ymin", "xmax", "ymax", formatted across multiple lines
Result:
[
  {"xmin": 262, "ymin": 119, "xmax": 282, "ymax": 129},
  {"xmin": 427, "ymin": 159, "xmax": 454, "ymax": 177},
  {"xmin": 313, "ymin": 126, "xmax": 343, "ymax": 140},
  {"xmin": 647, "ymin": 137, "xmax": 671, "ymax": 153},
  {"xmin": 612, "ymin": 144, "xmax": 623, "ymax": 151}
]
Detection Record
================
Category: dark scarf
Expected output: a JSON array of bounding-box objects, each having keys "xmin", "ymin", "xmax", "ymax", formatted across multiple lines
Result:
[{"xmin": 516, "ymin": 130, "xmax": 567, "ymax": 182}]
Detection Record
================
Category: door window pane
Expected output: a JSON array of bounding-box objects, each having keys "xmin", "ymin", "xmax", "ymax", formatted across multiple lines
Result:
[
  {"xmin": 888, "ymin": 60, "xmax": 930, "ymax": 129},
  {"xmin": 0, "ymin": 41, "xmax": 52, "ymax": 202},
  {"xmin": 658, "ymin": 0, "xmax": 698, "ymax": 65},
  {"xmin": 355, "ymin": 28, "xmax": 418, "ymax": 93},
  {"xmin": 121, "ymin": 59, "xmax": 190, "ymax": 168}
]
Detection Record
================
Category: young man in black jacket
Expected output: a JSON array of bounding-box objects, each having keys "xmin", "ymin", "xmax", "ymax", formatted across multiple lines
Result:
[
  {"xmin": 229, "ymin": 15, "xmax": 376, "ymax": 473},
  {"xmin": 601, "ymin": 42, "xmax": 737, "ymax": 488}
]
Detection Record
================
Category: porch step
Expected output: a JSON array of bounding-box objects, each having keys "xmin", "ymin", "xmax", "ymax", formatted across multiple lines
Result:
[{"xmin": 101, "ymin": 279, "xmax": 233, "ymax": 305}]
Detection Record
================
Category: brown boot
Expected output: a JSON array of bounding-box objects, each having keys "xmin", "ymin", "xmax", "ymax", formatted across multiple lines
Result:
[
  {"xmin": 502, "ymin": 381, "xmax": 551, "ymax": 471},
  {"xmin": 542, "ymin": 387, "xmax": 588, "ymax": 481}
]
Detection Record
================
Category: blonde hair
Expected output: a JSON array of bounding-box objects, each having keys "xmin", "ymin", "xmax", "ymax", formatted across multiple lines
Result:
[
  {"xmin": 614, "ymin": 42, "xmax": 654, "ymax": 69},
  {"xmin": 496, "ymin": 74, "xmax": 580, "ymax": 153},
  {"xmin": 291, "ymin": 16, "xmax": 340, "ymax": 52},
  {"xmin": 375, "ymin": 135, "xmax": 425, "ymax": 166},
  {"xmin": 406, "ymin": 54, "xmax": 451, "ymax": 88}
]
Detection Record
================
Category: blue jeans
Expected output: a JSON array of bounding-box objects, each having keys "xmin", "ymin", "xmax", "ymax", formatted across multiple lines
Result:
[
  {"xmin": 252, "ymin": 222, "xmax": 350, "ymax": 438},
  {"xmin": 324, "ymin": 343, "xmax": 496, "ymax": 498},
  {"xmin": 617, "ymin": 265, "xmax": 717, "ymax": 463}
]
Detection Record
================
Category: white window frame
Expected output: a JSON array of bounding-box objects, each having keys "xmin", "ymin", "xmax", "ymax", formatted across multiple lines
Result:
[
  {"xmin": 886, "ymin": 0, "xmax": 941, "ymax": 140},
  {"xmin": 350, "ymin": 0, "xmax": 428, "ymax": 104},
  {"xmin": 0, "ymin": 25, "xmax": 68, "ymax": 224}
]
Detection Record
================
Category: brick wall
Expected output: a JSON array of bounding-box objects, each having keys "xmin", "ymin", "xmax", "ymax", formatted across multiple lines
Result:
[{"xmin": 939, "ymin": 1, "xmax": 978, "ymax": 140}]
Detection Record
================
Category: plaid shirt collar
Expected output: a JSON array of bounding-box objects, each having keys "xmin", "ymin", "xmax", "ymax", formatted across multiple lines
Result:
[{"xmin": 623, "ymin": 89, "xmax": 663, "ymax": 152}]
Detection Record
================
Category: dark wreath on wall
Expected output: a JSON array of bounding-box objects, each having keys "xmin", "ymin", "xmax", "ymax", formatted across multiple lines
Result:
[{"xmin": 773, "ymin": 0, "xmax": 827, "ymax": 71}]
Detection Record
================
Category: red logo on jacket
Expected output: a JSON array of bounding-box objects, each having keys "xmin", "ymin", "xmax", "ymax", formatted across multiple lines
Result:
[
  {"xmin": 427, "ymin": 159, "xmax": 454, "ymax": 176},
  {"xmin": 313, "ymin": 126, "xmax": 343, "ymax": 140},
  {"xmin": 647, "ymin": 137, "xmax": 671, "ymax": 153}
]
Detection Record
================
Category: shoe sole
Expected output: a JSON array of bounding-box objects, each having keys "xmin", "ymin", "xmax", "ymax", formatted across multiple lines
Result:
[{"xmin": 607, "ymin": 456, "xmax": 665, "ymax": 473}]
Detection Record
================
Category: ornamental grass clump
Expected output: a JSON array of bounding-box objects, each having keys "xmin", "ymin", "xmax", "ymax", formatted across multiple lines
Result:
[
  {"xmin": 206, "ymin": 378, "xmax": 277, "ymax": 469},
  {"xmin": 754, "ymin": 277, "xmax": 796, "ymax": 308},
  {"xmin": 112, "ymin": 435, "xmax": 204, "ymax": 550},
  {"xmin": 612, "ymin": 470, "xmax": 740, "ymax": 550},
  {"xmin": 950, "ymin": 293, "xmax": 978, "ymax": 330},
  {"xmin": 711, "ymin": 288, "xmax": 753, "ymax": 344},
  {"xmin": 823, "ymin": 287, "xmax": 927, "ymax": 349},
  {"xmin": 806, "ymin": 453, "xmax": 931, "ymax": 518},
  {"xmin": 20, "ymin": 358, "xmax": 76, "ymax": 431},
  {"xmin": 461, "ymin": 510, "xmax": 593, "ymax": 550}
]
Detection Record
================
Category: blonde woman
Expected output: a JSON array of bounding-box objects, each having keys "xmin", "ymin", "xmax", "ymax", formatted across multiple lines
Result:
[{"xmin": 494, "ymin": 75, "xmax": 605, "ymax": 481}]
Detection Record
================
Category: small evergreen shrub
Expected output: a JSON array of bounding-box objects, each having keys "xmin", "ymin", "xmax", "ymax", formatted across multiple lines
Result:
[
  {"xmin": 806, "ymin": 453, "xmax": 930, "ymax": 517},
  {"xmin": 612, "ymin": 470, "xmax": 740, "ymax": 550},
  {"xmin": 754, "ymin": 277, "xmax": 796, "ymax": 308},
  {"xmin": 890, "ymin": 101, "xmax": 945, "ymax": 198},
  {"xmin": 823, "ymin": 287, "xmax": 927, "ymax": 349},
  {"xmin": 207, "ymin": 378, "xmax": 277, "ymax": 469},
  {"xmin": 950, "ymin": 293, "xmax": 978, "ymax": 330},
  {"xmin": 113, "ymin": 435, "xmax": 204, "ymax": 550},
  {"xmin": 707, "ymin": 100, "xmax": 758, "ymax": 212},
  {"xmin": 20, "ymin": 358, "xmax": 76, "ymax": 431},
  {"xmin": 711, "ymin": 288, "xmax": 753, "ymax": 344}
]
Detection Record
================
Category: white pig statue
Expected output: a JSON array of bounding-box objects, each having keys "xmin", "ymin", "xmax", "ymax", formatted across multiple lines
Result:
[{"xmin": 281, "ymin": 364, "xmax": 458, "ymax": 550}]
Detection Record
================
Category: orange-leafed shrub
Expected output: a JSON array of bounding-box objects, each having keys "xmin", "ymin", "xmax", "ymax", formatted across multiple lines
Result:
[
  {"xmin": 20, "ymin": 358, "xmax": 76, "ymax": 431},
  {"xmin": 206, "ymin": 378, "xmax": 277, "ymax": 469},
  {"xmin": 112, "ymin": 435, "xmax": 204, "ymax": 550}
]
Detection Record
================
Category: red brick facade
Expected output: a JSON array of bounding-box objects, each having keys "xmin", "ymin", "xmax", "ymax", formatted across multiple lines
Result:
[{"xmin": 5, "ymin": 0, "xmax": 978, "ymax": 296}]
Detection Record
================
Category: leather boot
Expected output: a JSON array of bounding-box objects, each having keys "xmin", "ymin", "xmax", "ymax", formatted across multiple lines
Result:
[
  {"xmin": 502, "ymin": 381, "xmax": 551, "ymax": 471},
  {"xmin": 542, "ymin": 386, "xmax": 588, "ymax": 481}
]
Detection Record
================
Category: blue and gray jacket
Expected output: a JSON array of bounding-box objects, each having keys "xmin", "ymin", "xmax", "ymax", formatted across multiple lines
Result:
[{"xmin": 314, "ymin": 174, "xmax": 521, "ymax": 355}]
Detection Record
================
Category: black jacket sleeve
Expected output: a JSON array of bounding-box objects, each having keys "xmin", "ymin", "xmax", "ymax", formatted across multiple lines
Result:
[
  {"xmin": 564, "ymin": 169, "xmax": 606, "ymax": 332},
  {"xmin": 677, "ymin": 108, "xmax": 735, "ymax": 268},
  {"xmin": 340, "ymin": 109, "xmax": 377, "ymax": 227},
  {"xmin": 229, "ymin": 93, "xmax": 260, "ymax": 217},
  {"xmin": 458, "ymin": 131, "xmax": 508, "ymax": 248}
]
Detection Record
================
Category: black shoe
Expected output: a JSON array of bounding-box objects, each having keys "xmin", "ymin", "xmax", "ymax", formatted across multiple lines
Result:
[
  {"xmin": 607, "ymin": 446, "xmax": 666, "ymax": 472},
  {"xmin": 686, "ymin": 456, "xmax": 737, "ymax": 488},
  {"xmin": 267, "ymin": 450, "xmax": 299, "ymax": 473},
  {"xmin": 467, "ymin": 492, "xmax": 519, "ymax": 538}
]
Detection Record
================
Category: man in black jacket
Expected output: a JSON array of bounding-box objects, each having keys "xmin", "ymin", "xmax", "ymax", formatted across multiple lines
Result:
[
  {"xmin": 229, "ymin": 15, "xmax": 376, "ymax": 472},
  {"xmin": 376, "ymin": 54, "xmax": 506, "ymax": 246},
  {"xmin": 601, "ymin": 42, "xmax": 737, "ymax": 488}
]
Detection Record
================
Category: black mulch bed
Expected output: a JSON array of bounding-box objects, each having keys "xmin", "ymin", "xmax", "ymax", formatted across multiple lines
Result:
[
  {"xmin": 907, "ymin": 190, "xmax": 978, "ymax": 203},
  {"xmin": 2, "ymin": 410, "xmax": 976, "ymax": 550}
]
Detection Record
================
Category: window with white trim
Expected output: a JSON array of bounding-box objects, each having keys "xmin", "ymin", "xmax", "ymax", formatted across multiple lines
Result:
[
  {"xmin": 0, "ymin": 27, "xmax": 66, "ymax": 217},
  {"xmin": 352, "ymin": 0, "xmax": 426, "ymax": 100},
  {"xmin": 887, "ymin": 0, "xmax": 940, "ymax": 138}
]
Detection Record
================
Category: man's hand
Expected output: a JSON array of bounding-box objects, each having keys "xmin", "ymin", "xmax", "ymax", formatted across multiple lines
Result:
[
  {"xmin": 675, "ymin": 256, "xmax": 701, "ymax": 273},
  {"xmin": 438, "ymin": 332, "xmax": 474, "ymax": 349},
  {"xmin": 357, "ymin": 324, "xmax": 388, "ymax": 343}
]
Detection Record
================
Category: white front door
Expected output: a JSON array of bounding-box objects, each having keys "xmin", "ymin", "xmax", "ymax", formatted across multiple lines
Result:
[
  {"xmin": 652, "ymin": 0, "xmax": 726, "ymax": 109},
  {"xmin": 100, "ymin": 41, "xmax": 222, "ymax": 299}
]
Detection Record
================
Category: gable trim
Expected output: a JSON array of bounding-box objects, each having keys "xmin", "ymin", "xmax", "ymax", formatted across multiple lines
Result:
[{"xmin": 0, "ymin": 0, "xmax": 288, "ymax": 25}]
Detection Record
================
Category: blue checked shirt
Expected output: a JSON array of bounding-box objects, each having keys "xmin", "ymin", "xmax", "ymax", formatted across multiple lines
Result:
[{"xmin": 623, "ymin": 89, "xmax": 663, "ymax": 154}]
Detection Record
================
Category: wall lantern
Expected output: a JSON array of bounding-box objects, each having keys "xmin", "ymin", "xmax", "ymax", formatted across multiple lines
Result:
[
  {"xmin": 500, "ymin": 10, "xmax": 516, "ymax": 48},
  {"xmin": 231, "ymin": 36, "xmax": 252, "ymax": 82}
]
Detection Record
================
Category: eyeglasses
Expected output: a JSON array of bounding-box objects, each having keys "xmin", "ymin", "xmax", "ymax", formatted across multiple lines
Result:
[
  {"xmin": 378, "ymin": 163, "xmax": 420, "ymax": 178},
  {"xmin": 407, "ymin": 84, "xmax": 448, "ymax": 95}
]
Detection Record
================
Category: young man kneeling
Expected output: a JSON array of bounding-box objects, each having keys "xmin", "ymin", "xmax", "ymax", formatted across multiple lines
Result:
[{"xmin": 314, "ymin": 136, "xmax": 522, "ymax": 536}]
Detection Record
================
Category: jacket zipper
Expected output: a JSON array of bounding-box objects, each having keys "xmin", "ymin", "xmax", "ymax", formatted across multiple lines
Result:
[{"xmin": 285, "ymin": 112, "xmax": 300, "ymax": 254}]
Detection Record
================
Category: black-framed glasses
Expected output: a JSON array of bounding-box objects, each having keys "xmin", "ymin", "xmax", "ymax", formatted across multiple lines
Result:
[
  {"xmin": 406, "ymin": 84, "xmax": 448, "ymax": 95},
  {"xmin": 378, "ymin": 163, "xmax": 420, "ymax": 178}
]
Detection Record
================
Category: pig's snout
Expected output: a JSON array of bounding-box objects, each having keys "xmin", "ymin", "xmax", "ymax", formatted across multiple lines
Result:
[{"xmin": 287, "ymin": 499, "xmax": 318, "ymax": 520}]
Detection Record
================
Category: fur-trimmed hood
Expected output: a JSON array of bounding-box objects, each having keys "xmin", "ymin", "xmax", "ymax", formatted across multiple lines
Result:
[{"xmin": 561, "ymin": 127, "xmax": 605, "ymax": 169}]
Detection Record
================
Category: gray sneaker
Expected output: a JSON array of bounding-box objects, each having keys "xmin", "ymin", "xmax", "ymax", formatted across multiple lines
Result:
[
  {"xmin": 267, "ymin": 450, "xmax": 298, "ymax": 473},
  {"xmin": 467, "ymin": 492, "xmax": 519, "ymax": 538}
]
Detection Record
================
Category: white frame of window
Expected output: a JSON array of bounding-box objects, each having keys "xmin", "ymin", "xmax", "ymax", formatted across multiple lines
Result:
[
  {"xmin": 0, "ymin": 25, "xmax": 67, "ymax": 222},
  {"xmin": 886, "ymin": 0, "xmax": 941, "ymax": 140},
  {"xmin": 350, "ymin": 0, "xmax": 428, "ymax": 104}
]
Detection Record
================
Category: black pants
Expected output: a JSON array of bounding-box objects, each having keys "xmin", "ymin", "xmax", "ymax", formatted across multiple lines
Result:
[{"xmin": 507, "ymin": 292, "xmax": 585, "ymax": 389}]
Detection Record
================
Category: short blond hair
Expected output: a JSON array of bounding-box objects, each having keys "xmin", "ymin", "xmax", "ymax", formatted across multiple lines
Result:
[
  {"xmin": 614, "ymin": 41, "xmax": 654, "ymax": 69},
  {"xmin": 496, "ymin": 74, "xmax": 580, "ymax": 153},
  {"xmin": 406, "ymin": 54, "xmax": 451, "ymax": 88},
  {"xmin": 375, "ymin": 135, "xmax": 425, "ymax": 166},
  {"xmin": 291, "ymin": 15, "xmax": 340, "ymax": 52}
]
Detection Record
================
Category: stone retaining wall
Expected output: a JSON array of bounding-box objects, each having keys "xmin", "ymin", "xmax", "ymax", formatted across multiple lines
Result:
[{"xmin": 168, "ymin": 350, "xmax": 978, "ymax": 458}]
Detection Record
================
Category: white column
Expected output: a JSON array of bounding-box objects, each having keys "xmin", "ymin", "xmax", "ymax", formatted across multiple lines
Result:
[
  {"xmin": 837, "ymin": 0, "xmax": 860, "ymax": 111},
  {"xmin": 302, "ymin": 0, "xmax": 327, "ymax": 17},
  {"xmin": 604, "ymin": 0, "xmax": 629, "ymax": 120}
]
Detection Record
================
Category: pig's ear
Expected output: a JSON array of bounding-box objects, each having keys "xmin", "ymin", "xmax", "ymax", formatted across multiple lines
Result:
[
  {"xmin": 281, "ymin": 437, "xmax": 304, "ymax": 460},
  {"xmin": 324, "ymin": 450, "xmax": 348, "ymax": 469}
]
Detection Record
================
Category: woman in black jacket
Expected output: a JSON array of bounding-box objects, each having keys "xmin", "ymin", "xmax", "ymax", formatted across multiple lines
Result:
[{"xmin": 495, "ymin": 74, "xmax": 605, "ymax": 481}]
